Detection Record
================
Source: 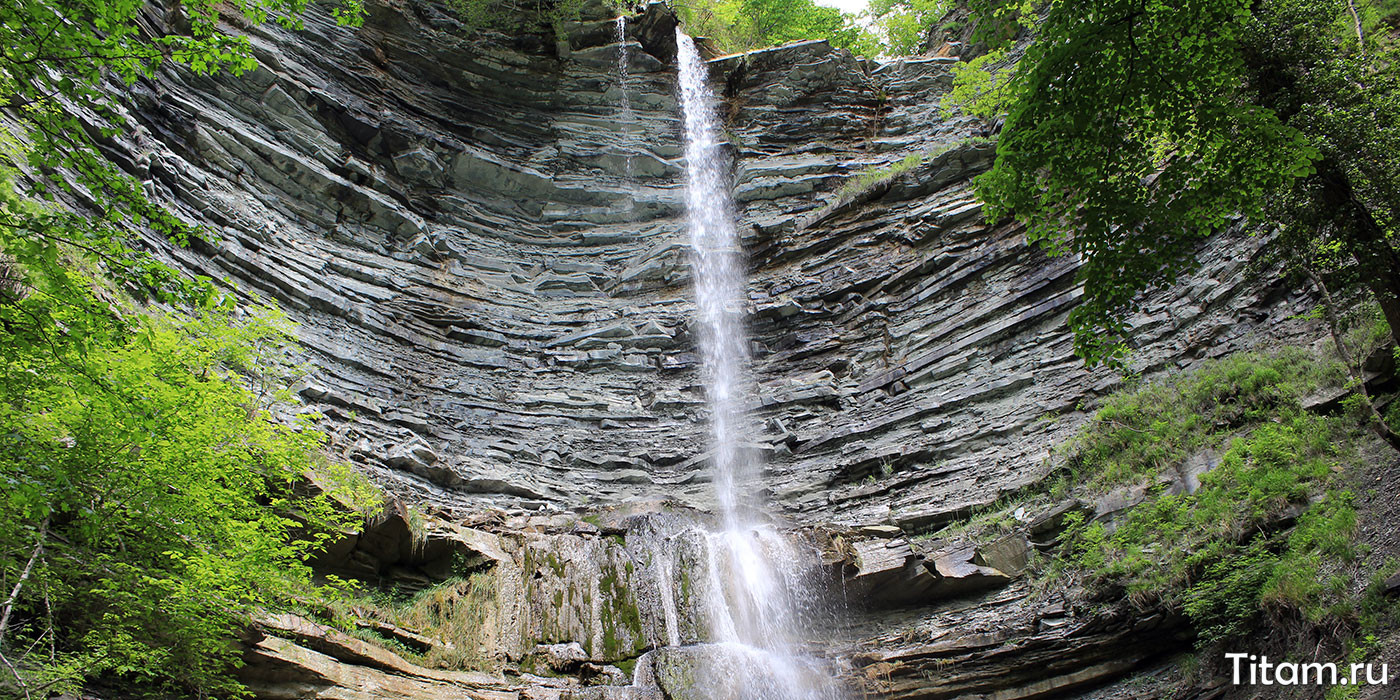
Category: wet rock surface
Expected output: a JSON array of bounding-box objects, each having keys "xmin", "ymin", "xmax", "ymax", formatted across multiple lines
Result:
[{"xmin": 75, "ymin": 0, "xmax": 1335, "ymax": 696}]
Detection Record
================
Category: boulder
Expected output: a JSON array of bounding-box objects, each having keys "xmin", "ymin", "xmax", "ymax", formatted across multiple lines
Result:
[
  {"xmin": 844, "ymin": 537, "xmax": 942, "ymax": 606},
  {"xmin": 1173, "ymin": 449, "xmax": 1222, "ymax": 495},
  {"xmin": 1091, "ymin": 484, "xmax": 1149, "ymax": 525},
  {"xmin": 1028, "ymin": 499, "xmax": 1090, "ymax": 548},
  {"xmin": 242, "ymin": 614, "xmax": 511, "ymax": 700},
  {"xmin": 927, "ymin": 545, "xmax": 1012, "ymax": 598},
  {"xmin": 534, "ymin": 642, "xmax": 589, "ymax": 673},
  {"xmin": 974, "ymin": 533, "xmax": 1030, "ymax": 576},
  {"xmin": 855, "ymin": 524, "xmax": 904, "ymax": 538}
]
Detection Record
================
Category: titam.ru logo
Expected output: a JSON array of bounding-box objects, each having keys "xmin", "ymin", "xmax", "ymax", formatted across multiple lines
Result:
[{"xmin": 1227, "ymin": 653, "xmax": 1390, "ymax": 688}]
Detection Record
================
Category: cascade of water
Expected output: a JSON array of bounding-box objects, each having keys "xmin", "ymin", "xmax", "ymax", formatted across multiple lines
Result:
[
  {"xmin": 615, "ymin": 16, "xmax": 635, "ymax": 180},
  {"xmin": 675, "ymin": 29, "xmax": 752, "ymax": 527},
  {"xmin": 673, "ymin": 28, "xmax": 844, "ymax": 700}
]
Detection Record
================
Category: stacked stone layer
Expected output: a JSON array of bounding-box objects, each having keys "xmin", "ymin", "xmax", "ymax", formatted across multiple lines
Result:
[{"xmin": 91, "ymin": 0, "xmax": 1326, "ymax": 696}]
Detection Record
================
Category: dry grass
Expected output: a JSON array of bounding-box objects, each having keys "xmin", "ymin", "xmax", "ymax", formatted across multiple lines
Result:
[{"xmin": 391, "ymin": 570, "xmax": 502, "ymax": 670}]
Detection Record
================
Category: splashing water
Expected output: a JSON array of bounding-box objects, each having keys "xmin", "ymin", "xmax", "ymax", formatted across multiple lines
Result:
[
  {"xmin": 624, "ymin": 516, "xmax": 842, "ymax": 699},
  {"xmin": 672, "ymin": 28, "xmax": 845, "ymax": 700}
]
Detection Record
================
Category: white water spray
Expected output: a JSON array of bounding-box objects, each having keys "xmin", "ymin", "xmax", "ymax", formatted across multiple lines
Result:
[
  {"xmin": 673, "ymin": 28, "xmax": 844, "ymax": 700},
  {"xmin": 675, "ymin": 30, "xmax": 752, "ymax": 526}
]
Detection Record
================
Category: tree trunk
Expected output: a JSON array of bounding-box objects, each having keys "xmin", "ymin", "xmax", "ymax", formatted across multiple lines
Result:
[
  {"xmin": 1317, "ymin": 158, "xmax": 1400, "ymax": 351},
  {"xmin": 1304, "ymin": 266, "xmax": 1400, "ymax": 453},
  {"xmin": 0, "ymin": 517, "xmax": 48, "ymax": 649}
]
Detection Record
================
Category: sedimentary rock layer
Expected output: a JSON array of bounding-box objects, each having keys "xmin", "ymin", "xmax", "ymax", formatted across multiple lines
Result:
[
  {"xmin": 99, "ymin": 0, "xmax": 1320, "ymax": 527},
  {"xmin": 63, "ymin": 0, "xmax": 1329, "ymax": 696}
]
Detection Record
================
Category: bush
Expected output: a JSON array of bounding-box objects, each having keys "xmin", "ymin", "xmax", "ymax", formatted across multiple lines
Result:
[
  {"xmin": 1184, "ymin": 540, "xmax": 1278, "ymax": 646},
  {"xmin": 670, "ymin": 0, "xmax": 880, "ymax": 58},
  {"xmin": 0, "ymin": 248, "xmax": 379, "ymax": 696},
  {"xmin": 1052, "ymin": 350, "xmax": 1374, "ymax": 648}
]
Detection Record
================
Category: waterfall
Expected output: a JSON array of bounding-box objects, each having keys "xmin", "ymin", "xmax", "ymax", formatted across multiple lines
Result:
[
  {"xmin": 675, "ymin": 30, "xmax": 751, "ymax": 527},
  {"xmin": 671, "ymin": 28, "xmax": 844, "ymax": 700},
  {"xmin": 616, "ymin": 15, "xmax": 635, "ymax": 180}
]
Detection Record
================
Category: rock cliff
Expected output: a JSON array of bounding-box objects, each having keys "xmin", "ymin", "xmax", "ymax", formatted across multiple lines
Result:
[{"xmin": 92, "ymin": 0, "xmax": 1330, "ymax": 696}]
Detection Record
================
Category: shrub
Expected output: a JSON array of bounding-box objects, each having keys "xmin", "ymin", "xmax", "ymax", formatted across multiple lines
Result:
[
  {"xmin": 0, "ymin": 258, "xmax": 379, "ymax": 695},
  {"xmin": 1053, "ymin": 350, "xmax": 1375, "ymax": 649}
]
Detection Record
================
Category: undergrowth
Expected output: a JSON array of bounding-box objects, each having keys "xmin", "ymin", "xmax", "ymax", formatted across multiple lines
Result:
[
  {"xmin": 1056, "ymin": 348, "xmax": 1348, "ymax": 493},
  {"xmin": 297, "ymin": 570, "xmax": 501, "ymax": 671},
  {"xmin": 916, "ymin": 492, "xmax": 1048, "ymax": 542},
  {"xmin": 1024, "ymin": 348, "xmax": 1399, "ymax": 663},
  {"xmin": 838, "ymin": 151, "xmax": 926, "ymax": 199},
  {"xmin": 836, "ymin": 136, "xmax": 991, "ymax": 200},
  {"xmin": 391, "ymin": 572, "xmax": 500, "ymax": 669}
]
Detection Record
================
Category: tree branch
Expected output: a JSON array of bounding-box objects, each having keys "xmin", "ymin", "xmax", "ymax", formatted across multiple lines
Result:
[
  {"xmin": 0, "ymin": 515, "xmax": 50, "ymax": 650},
  {"xmin": 1346, "ymin": 0, "xmax": 1363, "ymax": 45},
  {"xmin": 1303, "ymin": 265, "xmax": 1400, "ymax": 452},
  {"xmin": 0, "ymin": 650, "xmax": 32, "ymax": 700}
]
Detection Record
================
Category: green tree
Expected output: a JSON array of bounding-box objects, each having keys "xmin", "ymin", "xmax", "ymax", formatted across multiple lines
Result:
[
  {"xmin": 0, "ymin": 211, "xmax": 381, "ymax": 694},
  {"xmin": 671, "ymin": 0, "xmax": 880, "ymax": 57},
  {"xmin": 0, "ymin": 0, "xmax": 378, "ymax": 692},
  {"xmin": 953, "ymin": 0, "xmax": 1400, "ymax": 367},
  {"xmin": 869, "ymin": 0, "xmax": 950, "ymax": 55}
]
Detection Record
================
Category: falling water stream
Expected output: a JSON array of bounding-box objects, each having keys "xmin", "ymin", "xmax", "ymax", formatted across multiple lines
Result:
[
  {"xmin": 670, "ymin": 28, "xmax": 844, "ymax": 700},
  {"xmin": 616, "ymin": 16, "xmax": 635, "ymax": 180}
]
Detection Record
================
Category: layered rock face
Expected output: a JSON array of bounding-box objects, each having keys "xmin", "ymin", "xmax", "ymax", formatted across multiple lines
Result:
[
  {"xmin": 120, "ymin": 0, "xmax": 1315, "ymax": 521},
  {"xmin": 102, "ymin": 0, "xmax": 1327, "ymax": 696}
]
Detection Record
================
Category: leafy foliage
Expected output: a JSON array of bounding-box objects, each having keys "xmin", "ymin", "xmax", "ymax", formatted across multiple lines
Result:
[
  {"xmin": 670, "ymin": 0, "xmax": 966, "ymax": 57},
  {"xmin": 1069, "ymin": 413, "xmax": 1345, "ymax": 604},
  {"xmin": 954, "ymin": 0, "xmax": 1400, "ymax": 366},
  {"xmin": 0, "ymin": 0, "xmax": 377, "ymax": 689},
  {"xmin": 0, "ymin": 227, "xmax": 380, "ymax": 695},
  {"xmin": 0, "ymin": 0, "xmax": 365, "ymax": 308},
  {"xmin": 670, "ymin": 0, "xmax": 881, "ymax": 57},
  {"xmin": 1044, "ymin": 350, "xmax": 1389, "ymax": 654},
  {"xmin": 1062, "ymin": 350, "xmax": 1345, "ymax": 489},
  {"xmin": 867, "ymin": 0, "xmax": 950, "ymax": 55}
]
